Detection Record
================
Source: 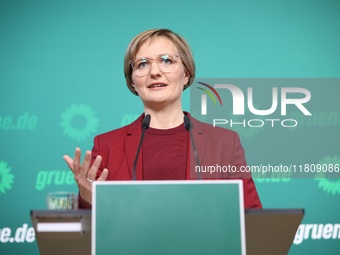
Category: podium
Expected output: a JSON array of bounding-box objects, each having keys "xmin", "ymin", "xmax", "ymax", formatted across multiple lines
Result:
[
  {"xmin": 31, "ymin": 209, "xmax": 91, "ymax": 255},
  {"xmin": 31, "ymin": 181, "xmax": 304, "ymax": 255},
  {"xmin": 93, "ymin": 180, "xmax": 246, "ymax": 254}
]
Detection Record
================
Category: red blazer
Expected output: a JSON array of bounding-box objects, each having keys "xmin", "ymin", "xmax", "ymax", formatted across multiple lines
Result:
[{"xmin": 81, "ymin": 113, "xmax": 262, "ymax": 209}]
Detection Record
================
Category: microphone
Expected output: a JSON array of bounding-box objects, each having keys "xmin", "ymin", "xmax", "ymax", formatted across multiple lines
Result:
[
  {"xmin": 184, "ymin": 115, "xmax": 202, "ymax": 180},
  {"xmin": 132, "ymin": 114, "xmax": 151, "ymax": 180}
]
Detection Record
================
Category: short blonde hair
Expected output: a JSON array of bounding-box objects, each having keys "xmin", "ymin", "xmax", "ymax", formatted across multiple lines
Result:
[{"xmin": 124, "ymin": 29, "xmax": 196, "ymax": 95}]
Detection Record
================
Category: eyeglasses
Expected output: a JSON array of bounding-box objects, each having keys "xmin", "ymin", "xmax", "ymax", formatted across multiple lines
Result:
[{"xmin": 130, "ymin": 54, "xmax": 180, "ymax": 77}]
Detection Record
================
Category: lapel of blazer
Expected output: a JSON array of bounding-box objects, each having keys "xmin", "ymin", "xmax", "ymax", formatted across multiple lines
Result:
[
  {"xmin": 125, "ymin": 114, "xmax": 144, "ymax": 180},
  {"xmin": 186, "ymin": 113, "xmax": 206, "ymax": 179}
]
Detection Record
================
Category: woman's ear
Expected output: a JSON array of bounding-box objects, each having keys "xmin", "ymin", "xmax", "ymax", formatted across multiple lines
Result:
[
  {"xmin": 131, "ymin": 83, "xmax": 138, "ymax": 95},
  {"xmin": 184, "ymin": 72, "xmax": 190, "ymax": 88}
]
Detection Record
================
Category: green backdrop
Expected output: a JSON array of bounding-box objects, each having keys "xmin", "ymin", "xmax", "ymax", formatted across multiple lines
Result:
[{"xmin": 1, "ymin": 0, "xmax": 339, "ymax": 254}]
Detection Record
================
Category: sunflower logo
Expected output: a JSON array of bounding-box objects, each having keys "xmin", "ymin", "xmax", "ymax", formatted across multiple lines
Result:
[
  {"xmin": 0, "ymin": 161, "xmax": 15, "ymax": 195},
  {"xmin": 60, "ymin": 104, "xmax": 99, "ymax": 141},
  {"xmin": 315, "ymin": 155, "xmax": 340, "ymax": 195}
]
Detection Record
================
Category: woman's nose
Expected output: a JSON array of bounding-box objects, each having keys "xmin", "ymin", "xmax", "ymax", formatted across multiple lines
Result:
[{"xmin": 149, "ymin": 61, "xmax": 162, "ymax": 76}]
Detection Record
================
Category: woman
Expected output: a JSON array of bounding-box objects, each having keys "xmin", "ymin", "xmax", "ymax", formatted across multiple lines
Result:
[{"xmin": 64, "ymin": 29, "xmax": 262, "ymax": 209}]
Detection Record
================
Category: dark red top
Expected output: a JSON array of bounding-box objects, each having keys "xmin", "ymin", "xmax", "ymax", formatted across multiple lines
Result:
[{"xmin": 143, "ymin": 123, "xmax": 187, "ymax": 180}]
